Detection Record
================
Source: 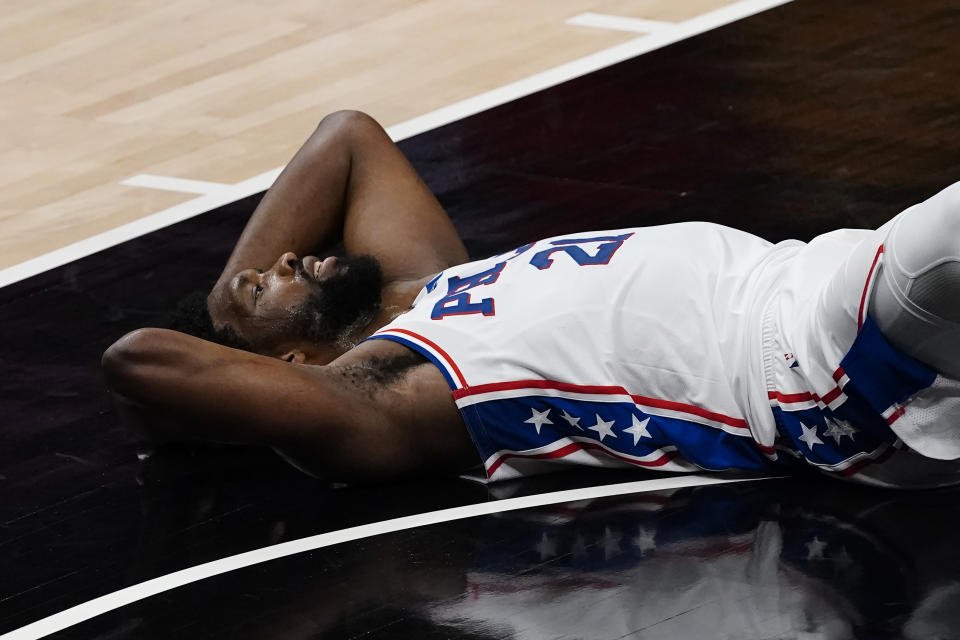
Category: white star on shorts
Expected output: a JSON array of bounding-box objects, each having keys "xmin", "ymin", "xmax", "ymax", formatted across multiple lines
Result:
[
  {"xmin": 824, "ymin": 418, "xmax": 858, "ymax": 445},
  {"xmin": 560, "ymin": 409, "xmax": 582, "ymax": 429},
  {"xmin": 623, "ymin": 415, "xmax": 652, "ymax": 446},
  {"xmin": 798, "ymin": 422, "xmax": 824, "ymax": 450},
  {"xmin": 524, "ymin": 407, "xmax": 553, "ymax": 434},
  {"xmin": 588, "ymin": 414, "xmax": 617, "ymax": 441}
]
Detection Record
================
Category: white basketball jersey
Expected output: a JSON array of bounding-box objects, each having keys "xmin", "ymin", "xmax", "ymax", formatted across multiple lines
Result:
[
  {"xmin": 370, "ymin": 223, "xmax": 783, "ymax": 481},
  {"xmin": 370, "ymin": 221, "xmax": 960, "ymax": 486}
]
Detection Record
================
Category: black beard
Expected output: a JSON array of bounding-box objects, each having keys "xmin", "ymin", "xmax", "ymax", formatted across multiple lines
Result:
[{"xmin": 290, "ymin": 255, "xmax": 383, "ymax": 344}]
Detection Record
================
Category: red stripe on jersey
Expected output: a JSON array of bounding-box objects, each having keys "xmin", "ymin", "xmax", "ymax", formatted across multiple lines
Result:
[
  {"xmin": 631, "ymin": 394, "xmax": 750, "ymax": 430},
  {"xmin": 453, "ymin": 379, "xmax": 750, "ymax": 431},
  {"xmin": 453, "ymin": 379, "xmax": 628, "ymax": 399}
]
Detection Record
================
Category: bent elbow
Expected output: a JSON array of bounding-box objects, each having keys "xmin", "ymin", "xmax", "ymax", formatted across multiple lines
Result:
[
  {"xmin": 317, "ymin": 109, "xmax": 376, "ymax": 133},
  {"xmin": 102, "ymin": 328, "xmax": 168, "ymax": 396}
]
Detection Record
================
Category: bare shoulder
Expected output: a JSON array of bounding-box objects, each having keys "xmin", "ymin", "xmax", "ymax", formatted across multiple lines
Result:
[
  {"xmin": 331, "ymin": 339, "xmax": 463, "ymax": 431},
  {"xmin": 288, "ymin": 338, "xmax": 476, "ymax": 480}
]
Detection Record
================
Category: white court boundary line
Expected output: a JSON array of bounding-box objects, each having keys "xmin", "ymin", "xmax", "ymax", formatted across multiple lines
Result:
[
  {"xmin": 121, "ymin": 174, "xmax": 232, "ymax": 195},
  {"xmin": 0, "ymin": 0, "xmax": 791, "ymax": 290},
  {"xmin": 1, "ymin": 474, "xmax": 778, "ymax": 640},
  {"xmin": 566, "ymin": 12, "xmax": 678, "ymax": 34}
]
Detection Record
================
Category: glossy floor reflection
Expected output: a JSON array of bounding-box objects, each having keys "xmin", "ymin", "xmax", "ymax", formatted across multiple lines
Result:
[{"xmin": 51, "ymin": 479, "xmax": 960, "ymax": 639}]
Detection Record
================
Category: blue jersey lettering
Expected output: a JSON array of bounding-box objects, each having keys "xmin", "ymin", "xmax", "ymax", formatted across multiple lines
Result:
[
  {"xmin": 432, "ymin": 262, "xmax": 506, "ymax": 319},
  {"xmin": 431, "ymin": 233, "xmax": 634, "ymax": 319},
  {"xmin": 498, "ymin": 242, "xmax": 534, "ymax": 261},
  {"xmin": 529, "ymin": 233, "xmax": 634, "ymax": 270}
]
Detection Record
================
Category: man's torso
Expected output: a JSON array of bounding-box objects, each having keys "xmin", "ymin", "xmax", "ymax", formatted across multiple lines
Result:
[{"xmin": 368, "ymin": 223, "xmax": 781, "ymax": 481}]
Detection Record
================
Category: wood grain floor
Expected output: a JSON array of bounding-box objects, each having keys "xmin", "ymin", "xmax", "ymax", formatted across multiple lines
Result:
[{"xmin": 0, "ymin": 0, "xmax": 737, "ymax": 270}]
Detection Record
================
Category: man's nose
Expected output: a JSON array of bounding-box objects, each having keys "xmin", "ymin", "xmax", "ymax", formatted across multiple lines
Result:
[{"xmin": 274, "ymin": 252, "xmax": 299, "ymax": 276}]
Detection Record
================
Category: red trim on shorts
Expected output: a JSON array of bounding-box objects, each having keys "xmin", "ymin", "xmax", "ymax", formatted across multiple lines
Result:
[
  {"xmin": 886, "ymin": 406, "xmax": 905, "ymax": 425},
  {"xmin": 858, "ymin": 245, "xmax": 885, "ymax": 331},
  {"xmin": 820, "ymin": 386, "xmax": 843, "ymax": 405},
  {"xmin": 768, "ymin": 390, "xmax": 816, "ymax": 403},
  {"xmin": 767, "ymin": 387, "xmax": 843, "ymax": 407},
  {"xmin": 756, "ymin": 442, "xmax": 776, "ymax": 455}
]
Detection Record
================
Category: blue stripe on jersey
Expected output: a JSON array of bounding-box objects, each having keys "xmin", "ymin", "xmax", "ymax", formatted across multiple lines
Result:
[
  {"xmin": 365, "ymin": 334, "xmax": 458, "ymax": 389},
  {"xmin": 466, "ymin": 395, "xmax": 773, "ymax": 472}
]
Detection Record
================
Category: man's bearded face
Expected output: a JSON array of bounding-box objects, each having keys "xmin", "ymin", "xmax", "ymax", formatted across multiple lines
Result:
[
  {"xmin": 213, "ymin": 252, "xmax": 383, "ymax": 353},
  {"xmin": 288, "ymin": 254, "xmax": 383, "ymax": 345}
]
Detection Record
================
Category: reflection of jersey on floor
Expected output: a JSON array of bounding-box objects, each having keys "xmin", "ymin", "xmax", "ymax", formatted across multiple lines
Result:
[{"xmin": 428, "ymin": 485, "xmax": 911, "ymax": 640}]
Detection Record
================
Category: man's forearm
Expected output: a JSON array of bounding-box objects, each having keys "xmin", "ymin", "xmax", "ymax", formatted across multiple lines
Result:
[
  {"xmin": 210, "ymin": 110, "xmax": 467, "ymax": 309},
  {"xmin": 102, "ymin": 329, "xmax": 253, "ymax": 445},
  {"xmin": 101, "ymin": 328, "xmax": 382, "ymax": 456},
  {"xmin": 214, "ymin": 110, "xmax": 364, "ymax": 293}
]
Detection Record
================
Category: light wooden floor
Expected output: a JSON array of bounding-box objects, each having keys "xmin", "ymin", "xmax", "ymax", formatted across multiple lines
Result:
[{"xmin": 0, "ymin": 0, "xmax": 738, "ymax": 271}]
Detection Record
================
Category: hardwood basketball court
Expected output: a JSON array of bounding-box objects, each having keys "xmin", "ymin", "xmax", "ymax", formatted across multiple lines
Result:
[{"xmin": 0, "ymin": 0, "xmax": 745, "ymax": 272}]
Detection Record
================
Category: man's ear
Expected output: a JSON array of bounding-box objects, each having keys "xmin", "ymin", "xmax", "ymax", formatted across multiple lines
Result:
[{"xmin": 279, "ymin": 350, "xmax": 306, "ymax": 364}]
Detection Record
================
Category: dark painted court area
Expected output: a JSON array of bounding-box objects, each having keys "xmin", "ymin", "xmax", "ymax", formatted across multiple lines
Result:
[
  {"xmin": 48, "ymin": 480, "xmax": 960, "ymax": 639},
  {"xmin": 4, "ymin": 0, "xmax": 960, "ymax": 636}
]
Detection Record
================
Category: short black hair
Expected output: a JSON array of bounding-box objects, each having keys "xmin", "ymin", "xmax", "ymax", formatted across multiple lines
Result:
[{"xmin": 164, "ymin": 290, "xmax": 254, "ymax": 352}]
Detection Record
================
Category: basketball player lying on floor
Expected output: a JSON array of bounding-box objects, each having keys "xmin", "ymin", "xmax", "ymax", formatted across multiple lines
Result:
[{"xmin": 102, "ymin": 110, "xmax": 960, "ymax": 488}]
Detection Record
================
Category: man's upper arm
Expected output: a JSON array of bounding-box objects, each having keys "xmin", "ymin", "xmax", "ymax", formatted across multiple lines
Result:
[
  {"xmin": 104, "ymin": 329, "xmax": 402, "ymax": 464},
  {"xmin": 103, "ymin": 329, "xmax": 424, "ymax": 479},
  {"xmin": 339, "ymin": 112, "xmax": 468, "ymax": 280}
]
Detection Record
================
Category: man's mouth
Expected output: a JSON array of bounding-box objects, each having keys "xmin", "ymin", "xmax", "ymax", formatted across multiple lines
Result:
[{"xmin": 304, "ymin": 256, "xmax": 338, "ymax": 281}]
